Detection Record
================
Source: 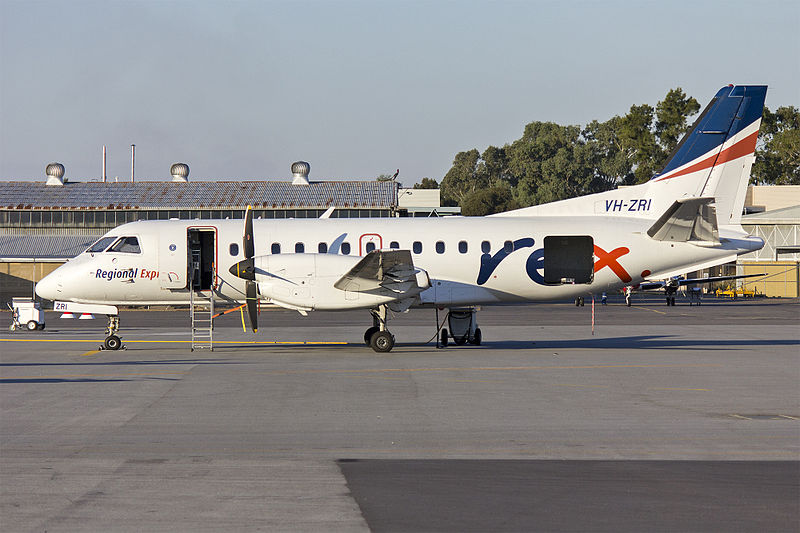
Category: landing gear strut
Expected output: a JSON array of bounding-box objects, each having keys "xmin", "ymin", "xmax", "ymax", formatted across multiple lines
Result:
[
  {"xmin": 365, "ymin": 305, "xmax": 394, "ymax": 353},
  {"xmin": 101, "ymin": 315, "xmax": 125, "ymax": 350}
]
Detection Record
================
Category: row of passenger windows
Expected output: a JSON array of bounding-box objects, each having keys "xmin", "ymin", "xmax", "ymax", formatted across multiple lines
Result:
[{"xmin": 231, "ymin": 240, "xmax": 520, "ymax": 256}]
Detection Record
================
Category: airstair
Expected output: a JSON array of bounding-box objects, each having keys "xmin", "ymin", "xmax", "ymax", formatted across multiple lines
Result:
[
  {"xmin": 190, "ymin": 288, "xmax": 214, "ymax": 351},
  {"xmin": 190, "ymin": 256, "xmax": 214, "ymax": 351}
]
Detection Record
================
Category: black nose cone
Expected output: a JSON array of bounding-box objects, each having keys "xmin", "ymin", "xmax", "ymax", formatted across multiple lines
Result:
[{"xmin": 229, "ymin": 258, "xmax": 255, "ymax": 280}]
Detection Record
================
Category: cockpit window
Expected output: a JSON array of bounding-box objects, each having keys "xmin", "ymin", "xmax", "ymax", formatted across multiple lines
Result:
[
  {"xmin": 108, "ymin": 236, "xmax": 141, "ymax": 254},
  {"xmin": 86, "ymin": 236, "xmax": 117, "ymax": 253}
]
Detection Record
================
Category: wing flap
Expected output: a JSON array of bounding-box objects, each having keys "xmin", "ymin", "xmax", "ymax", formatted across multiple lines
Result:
[{"xmin": 333, "ymin": 250, "xmax": 429, "ymax": 297}]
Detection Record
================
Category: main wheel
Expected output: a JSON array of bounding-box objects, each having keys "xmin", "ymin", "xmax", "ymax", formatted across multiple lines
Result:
[
  {"xmin": 471, "ymin": 328, "xmax": 482, "ymax": 346},
  {"xmin": 104, "ymin": 335, "xmax": 122, "ymax": 350},
  {"xmin": 26, "ymin": 320, "xmax": 38, "ymax": 331},
  {"xmin": 364, "ymin": 326, "xmax": 379, "ymax": 345},
  {"xmin": 370, "ymin": 330, "xmax": 394, "ymax": 353},
  {"xmin": 440, "ymin": 328, "xmax": 449, "ymax": 347}
]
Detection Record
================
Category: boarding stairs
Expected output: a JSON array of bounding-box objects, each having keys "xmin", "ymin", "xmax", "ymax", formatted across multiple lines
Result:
[{"xmin": 190, "ymin": 258, "xmax": 214, "ymax": 351}]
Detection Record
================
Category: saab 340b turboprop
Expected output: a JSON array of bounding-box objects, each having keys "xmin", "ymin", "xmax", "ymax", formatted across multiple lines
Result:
[{"xmin": 35, "ymin": 85, "xmax": 768, "ymax": 352}]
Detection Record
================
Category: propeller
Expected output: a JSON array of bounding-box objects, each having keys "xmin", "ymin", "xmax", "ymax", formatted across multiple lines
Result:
[{"xmin": 228, "ymin": 206, "xmax": 258, "ymax": 332}]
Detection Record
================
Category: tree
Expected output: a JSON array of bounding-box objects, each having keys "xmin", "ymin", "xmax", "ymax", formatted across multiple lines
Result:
[
  {"xmin": 655, "ymin": 88, "xmax": 701, "ymax": 154},
  {"xmin": 412, "ymin": 177, "xmax": 439, "ymax": 189},
  {"xmin": 753, "ymin": 106, "xmax": 800, "ymax": 184},
  {"xmin": 460, "ymin": 184, "xmax": 519, "ymax": 216},
  {"xmin": 440, "ymin": 149, "xmax": 485, "ymax": 206}
]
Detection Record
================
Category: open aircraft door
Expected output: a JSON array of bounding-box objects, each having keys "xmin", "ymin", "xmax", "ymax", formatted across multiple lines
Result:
[{"xmin": 158, "ymin": 226, "xmax": 188, "ymax": 289}]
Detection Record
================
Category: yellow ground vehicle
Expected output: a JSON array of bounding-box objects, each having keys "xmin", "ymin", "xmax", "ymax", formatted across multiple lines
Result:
[{"xmin": 715, "ymin": 287, "xmax": 757, "ymax": 298}]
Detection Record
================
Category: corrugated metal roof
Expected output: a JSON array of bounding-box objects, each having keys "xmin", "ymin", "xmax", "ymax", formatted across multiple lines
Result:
[
  {"xmin": 0, "ymin": 181, "xmax": 398, "ymax": 209},
  {"xmin": 0, "ymin": 235, "xmax": 97, "ymax": 259}
]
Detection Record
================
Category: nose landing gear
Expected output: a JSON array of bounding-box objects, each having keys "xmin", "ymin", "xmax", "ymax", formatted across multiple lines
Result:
[{"xmin": 101, "ymin": 315, "xmax": 126, "ymax": 350}]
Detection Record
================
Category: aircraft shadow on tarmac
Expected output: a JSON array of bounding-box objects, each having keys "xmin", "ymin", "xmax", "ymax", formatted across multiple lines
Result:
[
  {"xmin": 489, "ymin": 335, "xmax": 800, "ymax": 351},
  {"xmin": 0, "ymin": 377, "xmax": 181, "ymax": 384}
]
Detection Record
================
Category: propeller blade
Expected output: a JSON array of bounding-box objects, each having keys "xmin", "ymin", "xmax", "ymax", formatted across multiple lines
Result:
[
  {"xmin": 246, "ymin": 280, "xmax": 258, "ymax": 333},
  {"xmin": 243, "ymin": 205, "xmax": 254, "ymax": 259}
]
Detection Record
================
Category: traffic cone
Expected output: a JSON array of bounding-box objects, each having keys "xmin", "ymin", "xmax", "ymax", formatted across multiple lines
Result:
[
  {"xmin": 60, "ymin": 312, "xmax": 75, "ymax": 319},
  {"xmin": 78, "ymin": 313, "xmax": 95, "ymax": 320}
]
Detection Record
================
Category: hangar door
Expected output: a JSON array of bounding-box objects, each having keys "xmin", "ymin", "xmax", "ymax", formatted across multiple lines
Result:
[{"xmin": 543, "ymin": 236, "xmax": 594, "ymax": 284}]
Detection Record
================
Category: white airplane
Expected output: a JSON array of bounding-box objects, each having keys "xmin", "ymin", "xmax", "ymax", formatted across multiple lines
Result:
[{"xmin": 35, "ymin": 84, "xmax": 768, "ymax": 352}]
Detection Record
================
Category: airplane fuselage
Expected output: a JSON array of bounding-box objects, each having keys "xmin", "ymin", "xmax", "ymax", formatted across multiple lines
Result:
[{"xmin": 35, "ymin": 215, "xmax": 761, "ymax": 309}]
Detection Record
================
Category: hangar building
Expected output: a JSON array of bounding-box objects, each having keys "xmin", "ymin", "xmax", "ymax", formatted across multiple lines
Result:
[{"xmin": 0, "ymin": 162, "xmax": 455, "ymax": 301}]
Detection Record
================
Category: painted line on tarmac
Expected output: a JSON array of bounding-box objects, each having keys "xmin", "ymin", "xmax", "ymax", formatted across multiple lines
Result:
[
  {"xmin": 633, "ymin": 306, "xmax": 667, "ymax": 315},
  {"xmin": 0, "ymin": 370, "xmax": 188, "ymax": 380},
  {"xmin": 650, "ymin": 387, "xmax": 711, "ymax": 391},
  {"xmin": 0, "ymin": 338, "xmax": 347, "ymax": 346}
]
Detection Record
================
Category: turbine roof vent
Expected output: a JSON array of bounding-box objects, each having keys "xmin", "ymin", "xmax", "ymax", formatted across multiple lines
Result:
[
  {"xmin": 45, "ymin": 162, "xmax": 65, "ymax": 186},
  {"xmin": 291, "ymin": 161, "xmax": 310, "ymax": 185},
  {"xmin": 170, "ymin": 163, "xmax": 189, "ymax": 183}
]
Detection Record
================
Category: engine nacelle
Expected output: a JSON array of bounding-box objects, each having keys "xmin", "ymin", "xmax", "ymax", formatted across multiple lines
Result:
[{"xmin": 254, "ymin": 253, "xmax": 416, "ymax": 311}]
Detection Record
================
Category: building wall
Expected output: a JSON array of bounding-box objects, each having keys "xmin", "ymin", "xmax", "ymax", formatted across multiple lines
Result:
[
  {"xmin": 745, "ymin": 185, "xmax": 800, "ymax": 211},
  {"xmin": 0, "ymin": 262, "xmax": 62, "ymax": 303},
  {"xmin": 738, "ymin": 261, "xmax": 799, "ymax": 298}
]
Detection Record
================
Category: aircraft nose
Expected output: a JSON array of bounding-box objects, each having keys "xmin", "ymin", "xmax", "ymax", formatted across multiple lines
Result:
[{"xmin": 35, "ymin": 270, "xmax": 61, "ymax": 300}]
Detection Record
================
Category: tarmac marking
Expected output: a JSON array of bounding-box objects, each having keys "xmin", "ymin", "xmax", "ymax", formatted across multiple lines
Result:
[
  {"xmin": 650, "ymin": 387, "xmax": 711, "ymax": 391},
  {"xmin": 729, "ymin": 414, "xmax": 752, "ymax": 420},
  {"xmin": 0, "ymin": 371, "xmax": 188, "ymax": 380},
  {"xmin": 0, "ymin": 338, "xmax": 347, "ymax": 346},
  {"xmin": 633, "ymin": 306, "xmax": 667, "ymax": 315},
  {"xmin": 80, "ymin": 350, "xmax": 101, "ymax": 357},
  {"xmin": 555, "ymin": 383, "xmax": 610, "ymax": 389}
]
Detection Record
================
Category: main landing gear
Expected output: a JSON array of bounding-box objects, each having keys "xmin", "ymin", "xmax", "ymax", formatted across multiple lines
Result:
[
  {"xmin": 101, "ymin": 315, "xmax": 125, "ymax": 350},
  {"xmin": 365, "ymin": 305, "xmax": 395, "ymax": 353},
  {"xmin": 438, "ymin": 307, "xmax": 481, "ymax": 348}
]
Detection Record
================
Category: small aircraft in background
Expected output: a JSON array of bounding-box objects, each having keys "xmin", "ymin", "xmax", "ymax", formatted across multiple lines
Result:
[{"xmin": 631, "ymin": 272, "xmax": 765, "ymax": 306}]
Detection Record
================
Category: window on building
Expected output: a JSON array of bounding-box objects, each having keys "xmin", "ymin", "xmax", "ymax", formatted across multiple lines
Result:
[
  {"xmin": 413, "ymin": 241, "xmax": 422, "ymax": 254},
  {"xmin": 318, "ymin": 242, "xmax": 328, "ymax": 253},
  {"xmin": 295, "ymin": 242, "xmax": 305, "ymax": 253},
  {"xmin": 271, "ymin": 243, "xmax": 281, "ymax": 254},
  {"xmin": 109, "ymin": 236, "xmax": 141, "ymax": 254},
  {"xmin": 435, "ymin": 241, "xmax": 445, "ymax": 254},
  {"xmin": 458, "ymin": 241, "xmax": 468, "ymax": 253},
  {"xmin": 481, "ymin": 241, "xmax": 491, "ymax": 254},
  {"xmin": 230, "ymin": 243, "xmax": 239, "ymax": 256},
  {"xmin": 390, "ymin": 241, "xmax": 399, "ymax": 249},
  {"xmin": 365, "ymin": 242, "xmax": 376, "ymax": 253},
  {"xmin": 341, "ymin": 242, "xmax": 351, "ymax": 255}
]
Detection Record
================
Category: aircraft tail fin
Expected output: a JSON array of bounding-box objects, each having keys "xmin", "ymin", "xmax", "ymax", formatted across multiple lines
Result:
[{"xmin": 651, "ymin": 85, "xmax": 767, "ymax": 226}]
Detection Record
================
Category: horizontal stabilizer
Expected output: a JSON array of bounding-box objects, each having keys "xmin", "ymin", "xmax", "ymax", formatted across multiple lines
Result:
[{"xmin": 647, "ymin": 198, "xmax": 719, "ymax": 243}]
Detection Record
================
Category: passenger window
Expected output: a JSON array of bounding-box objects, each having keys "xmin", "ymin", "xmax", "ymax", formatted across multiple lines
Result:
[
  {"xmin": 389, "ymin": 241, "xmax": 399, "ymax": 249},
  {"xmin": 229, "ymin": 243, "xmax": 239, "ymax": 256},
  {"xmin": 109, "ymin": 236, "xmax": 141, "ymax": 254},
  {"xmin": 481, "ymin": 241, "xmax": 491, "ymax": 254},
  {"xmin": 86, "ymin": 236, "xmax": 116, "ymax": 253},
  {"xmin": 413, "ymin": 241, "xmax": 422, "ymax": 254},
  {"xmin": 271, "ymin": 243, "xmax": 281, "ymax": 254},
  {"xmin": 365, "ymin": 242, "xmax": 376, "ymax": 253},
  {"xmin": 458, "ymin": 241, "xmax": 468, "ymax": 254},
  {"xmin": 435, "ymin": 241, "xmax": 445, "ymax": 254},
  {"xmin": 318, "ymin": 242, "xmax": 328, "ymax": 253},
  {"xmin": 295, "ymin": 242, "xmax": 305, "ymax": 253},
  {"xmin": 504, "ymin": 240, "xmax": 513, "ymax": 253},
  {"xmin": 341, "ymin": 242, "xmax": 351, "ymax": 255}
]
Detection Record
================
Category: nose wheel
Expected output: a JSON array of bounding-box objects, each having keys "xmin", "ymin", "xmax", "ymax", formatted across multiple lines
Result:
[{"xmin": 100, "ymin": 315, "xmax": 126, "ymax": 350}]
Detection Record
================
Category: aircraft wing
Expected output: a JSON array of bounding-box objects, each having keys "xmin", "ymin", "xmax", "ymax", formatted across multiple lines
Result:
[{"xmin": 333, "ymin": 250, "xmax": 429, "ymax": 296}]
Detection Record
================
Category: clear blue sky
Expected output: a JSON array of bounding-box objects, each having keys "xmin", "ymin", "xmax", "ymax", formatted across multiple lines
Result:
[{"xmin": 1, "ymin": 0, "xmax": 798, "ymax": 185}]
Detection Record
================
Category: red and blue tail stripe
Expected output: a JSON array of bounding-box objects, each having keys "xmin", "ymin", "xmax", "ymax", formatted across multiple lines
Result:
[{"xmin": 652, "ymin": 85, "xmax": 767, "ymax": 182}]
